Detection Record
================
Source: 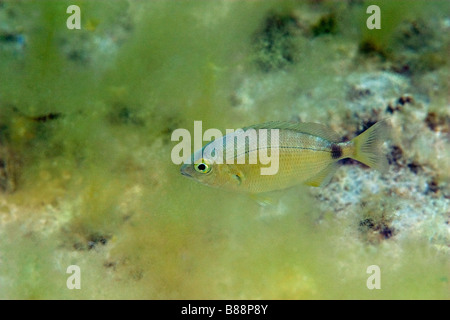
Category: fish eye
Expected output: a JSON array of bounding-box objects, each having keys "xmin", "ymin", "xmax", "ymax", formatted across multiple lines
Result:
[{"xmin": 194, "ymin": 159, "xmax": 211, "ymax": 174}]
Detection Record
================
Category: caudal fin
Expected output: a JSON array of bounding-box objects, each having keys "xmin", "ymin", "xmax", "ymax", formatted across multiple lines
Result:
[{"xmin": 351, "ymin": 120, "xmax": 389, "ymax": 173}]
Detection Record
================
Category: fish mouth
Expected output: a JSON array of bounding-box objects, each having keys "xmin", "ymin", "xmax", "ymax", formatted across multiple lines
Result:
[
  {"xmin": 180, "ymin": 165, "xmax": 192, "ymax": 177},
  {"xmin": 181, "ymin": 171, "xmax": 192, "ymax": 177}
]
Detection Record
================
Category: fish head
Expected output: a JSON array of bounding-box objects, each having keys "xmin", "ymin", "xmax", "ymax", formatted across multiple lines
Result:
[
  {"xmin": 180, "ymin": 151, "xmax": 219, "ymax": 188},
  {"xmin": 180, "ymin": 144, "xmax": 241, "ymax": 190}
]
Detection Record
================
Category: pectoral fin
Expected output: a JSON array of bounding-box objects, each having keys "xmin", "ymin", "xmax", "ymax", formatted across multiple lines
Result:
[{"xmin": 226, "ymin": 164, "xmax": 245, "ymax": 186}]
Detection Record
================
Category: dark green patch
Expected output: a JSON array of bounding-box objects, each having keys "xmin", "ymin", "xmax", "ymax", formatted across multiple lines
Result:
[
  {"xmin": 160, "ymin": 116, "xmax": 181, "ymax": 143},
  {"xmin": 0, "ymin": 31, "xmax": 22, "ymax": 43},
  {"xmin": 415, "ymin": 52, "xmax": 447, "ymax": 72},
  {"xmin": 395, "ymin": 19, "xmax": 434, "ymax": 51},
  {"xmin": 253, "ymin": 12, "xmax": 300, "ymax": 72},
  {"xmin": 358, "ymin": 39, "xmax": 389, "ymax": 60},
  {"xmin": 0, "ymin": 137, "xmax": 17, "ymax": 193},
  {"xmin": 392, "ymin": 52, "xmax": 447, "ymax": 75},
  {"xmin": 108, "ymin": 103, "xmax": 144, "ymax": 126},
  {"xmin": 311, "ymin": 14, "xmax": 337, "ymax": 37},
  {"xmin": 30, "ymin": 112, "xmax": 62, "ymax": 123},
  {"xmin": 359, "ymin": 218, "xmax": 375, "ymax": 229},
  {"xmin": 388, "ymin": 19, "xmax": 447, "ymax": 75},
  {"xmin": 103, "ymin": 261, "xmax": 117, "ymax": 270}
]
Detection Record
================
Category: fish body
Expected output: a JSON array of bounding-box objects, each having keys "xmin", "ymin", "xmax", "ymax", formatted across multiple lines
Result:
[{"xmin": 180, "ymin": 120, "xmax": 388, "ymax": 193}]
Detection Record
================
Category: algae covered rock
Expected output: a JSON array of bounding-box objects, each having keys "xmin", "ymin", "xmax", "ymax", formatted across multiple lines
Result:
[{"xmin": 0, "ymin": 0, "xmax": 448, "ymax": 300}]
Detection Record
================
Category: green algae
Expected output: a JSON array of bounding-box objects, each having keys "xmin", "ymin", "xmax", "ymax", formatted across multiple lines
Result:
[{"xmin": 0, "ymin": 0, "xmax": 448, "ymax": 300}]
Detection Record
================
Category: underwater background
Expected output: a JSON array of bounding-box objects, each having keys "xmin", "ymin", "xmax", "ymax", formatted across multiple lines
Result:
[{"xmin": 0, "ymin": 0, "xmax": 448, "ymax": 299}]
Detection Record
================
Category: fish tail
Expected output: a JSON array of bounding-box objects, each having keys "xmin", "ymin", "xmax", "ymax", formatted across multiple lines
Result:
[{"xmin": 350, "ymin": 120, "xmax": 389, "ymax": 173}]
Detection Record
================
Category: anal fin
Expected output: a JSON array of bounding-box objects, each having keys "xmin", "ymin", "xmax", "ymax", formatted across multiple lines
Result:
[
  {"xmin": 304, "ymin": 162, "xmax": 339, "ymax": 187},
  {"xmin": 250, "ymin": 193, "xmax": 277, "ymax": 207}
]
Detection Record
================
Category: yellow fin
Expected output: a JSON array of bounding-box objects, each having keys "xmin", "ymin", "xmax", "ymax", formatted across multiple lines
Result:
[
  {"xmin": 250, "ymin": 193, "xmax": 277, "ymax": 207},
  {"xmin": 304, "ymin": 162, "xmax": 338, "ymax": 187},
  {"xmin": 351, "ymin": 120, "xmax": 389, "ymax": 173},
  {"xmin": 245, "ymin": 121, "xmax": 341, "ymax": 142}
]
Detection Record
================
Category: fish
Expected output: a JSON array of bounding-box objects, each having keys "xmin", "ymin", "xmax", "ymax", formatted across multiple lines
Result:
[{"xmin": 180, "ymin": 120, "xmax": 389, "ymax": 193}]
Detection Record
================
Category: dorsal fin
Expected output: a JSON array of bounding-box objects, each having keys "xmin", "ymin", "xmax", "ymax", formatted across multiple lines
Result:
[{"xmin": 244, "ymin": 121, "xmax": 341, "ymax": 142}]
